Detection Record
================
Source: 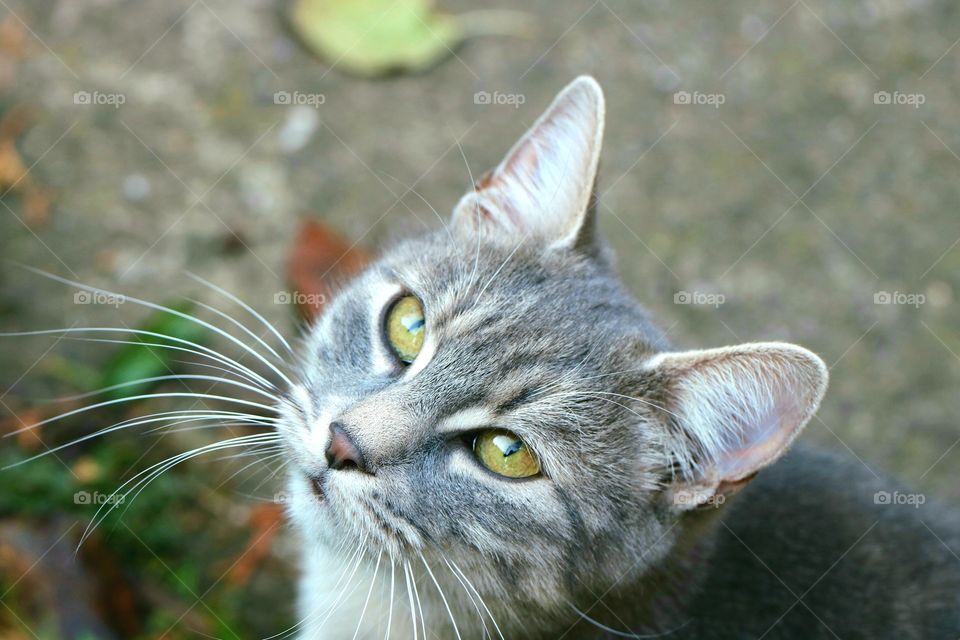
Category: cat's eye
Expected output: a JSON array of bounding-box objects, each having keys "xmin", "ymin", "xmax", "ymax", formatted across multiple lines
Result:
[
  {"xmin": 472, "ymin": 430, "xmax": 540, "ymax": 479},
  {"xmin": 385, "ymin": 295, "xmax": 425, "ymax": 364}
]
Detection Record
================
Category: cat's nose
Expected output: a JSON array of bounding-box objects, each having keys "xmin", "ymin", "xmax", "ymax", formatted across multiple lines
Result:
[{"xmin": 325, "ymin": 422, "xmax": 370, "ymax": 473}]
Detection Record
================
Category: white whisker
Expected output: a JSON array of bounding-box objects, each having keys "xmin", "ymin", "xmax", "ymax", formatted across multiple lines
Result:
[
  {"xmin": 384, "ymin": 559, "xmax": 395, "ymax": 640},
  {"xmin": 447, "ymin": 557, "xmax": 504, "ymax": 640},
  {"xmin": 2, "ymin": 327, "xmax": 276, "ymax": 391},
  {"xmin": 442, "ymin": 555, "xmax": 490, "ymax": 639},
  {"xmin": 403, "ymin": 562, "xmax": 419, "ymax": 640},
  {"xmin": 4, "ymin": 392, "xmax": 276, "ymax": 439},
  {"xmin": 44, "ymin": 374, "xmax": 280, "ymax": 404},
  {"xmin": 79, "ymin": 433, "xmax": 281, "ymax": 546},
  {"xmin": 186, "ymin": 272, "xmax": 295, "ymax": 357},
  {"xmin": 3, "ymin": 410, "xmax": 275, "ymax": 470},
  {"xmin": 419, "ymin": 553, "xmax": 462, "ymax": 640},
  {"xmin": 15, "ymin": 266, "xmax": 297, "ymax": 388}
]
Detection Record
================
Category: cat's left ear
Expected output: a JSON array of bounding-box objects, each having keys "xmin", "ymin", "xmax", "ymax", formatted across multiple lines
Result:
[
  {"xmin": 452, "ymin": 76, "xmax": 605, "ymax": 252},
  {"xmin": 647, "ymin": 342, "xmax": 829, "ymax": 511}
]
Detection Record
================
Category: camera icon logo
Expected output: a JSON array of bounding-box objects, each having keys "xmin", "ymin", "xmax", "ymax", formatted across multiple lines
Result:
[
  {"xmin": 673, "ymin": 91, "xmax": 691, "ymax": 105},
  {"xmin": 74, "ymin": 291, "xmax": 92, "ymax": 304},
  {"xmin": 474, "ymin": 91, "xmax": 492, "ymax": 105},
  {"xmin": 274, "ymin": 291, "xmax": 292, "ymax": 304},
  {"xmin": 874, "ymin": 490, "xmax": 891, "ymax": 505},
  {"xmin": 274, "ymin": 90, "xmax": 292, "ymax": 105},
  {"xmin": 874, "ymin": 291, "xmax": 891, "ymax": 304},
  {"xmin": 873, "ymin": 91, "xmax": 891, "ymax": 105},
  {"xmin": 73, "ymin": 90, "xmax": 92, "ymax": 105},
  {"xmin": 674, "ymin": 291, "xmax": 691, "ymax": 304},
  {"xmin": 74, "ymin": 491, "xmax": 92, "ymax": 505}
]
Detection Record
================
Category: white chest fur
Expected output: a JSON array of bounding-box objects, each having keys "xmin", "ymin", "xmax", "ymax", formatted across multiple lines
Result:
[{"xmin": 298, "ymin": 546, "xmax": 436, "ymax": 640}]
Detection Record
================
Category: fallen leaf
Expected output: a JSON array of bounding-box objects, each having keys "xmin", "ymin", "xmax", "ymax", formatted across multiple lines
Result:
[
  {"xmin": 0, "ymin": 105, "xmax": 55, "ymax": 229},
  {"xmin": 289, "ymin": 0, "xmax": 463, "ymax": 77},
  {"xmin": 287, "ymin": 219, "xmax": 369, "ymax": 321},
  {"xmin": 0, "ymin": 138, "xmax": 28, "ymax": 191},
  {"xmin": 22, "ymin": 184, "xmax": 53, "ymax": 227},
  {"xmin": 0, "ymin": 16, "xmax": 27, "ymax": 59}
]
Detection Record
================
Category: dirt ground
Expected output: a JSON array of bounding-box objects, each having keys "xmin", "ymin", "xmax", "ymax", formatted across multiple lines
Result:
[{"xmin": 1, "ymin": 0, "xmax": 959, "ymax": 637}]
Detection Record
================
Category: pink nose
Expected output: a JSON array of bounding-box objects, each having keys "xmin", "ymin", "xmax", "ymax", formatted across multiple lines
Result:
[{"xmin": 325, "ymin": 422, "xmax": 369, "ymax": 473}]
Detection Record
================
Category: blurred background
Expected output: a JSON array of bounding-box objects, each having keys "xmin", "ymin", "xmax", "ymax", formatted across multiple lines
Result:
[{"xmin": 1, "ymin": 0, "xmax": 959, "ymax": 637}]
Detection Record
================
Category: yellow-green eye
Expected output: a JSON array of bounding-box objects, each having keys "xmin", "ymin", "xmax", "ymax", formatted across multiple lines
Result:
[
  {"xmin": 472, "ymin": 430, "xmax": 540, "ymax": 478},
  {"xmin": 385, "ymin": 295, "xmax": 425, "ymax": 364}
]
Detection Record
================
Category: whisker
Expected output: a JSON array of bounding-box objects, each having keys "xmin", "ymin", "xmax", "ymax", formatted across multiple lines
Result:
[
  {"xmin": 187, "ymin": 296, "xmax": 286, "ymax": 363},
  {"xmin": 402, "ymin": 562, "xmax": 419, "ymax": 640},
  {"xmin": 580, "ymin": 391, "xmax": 677, "ymax": 419},
  {"xmin": 43, "ymin": 374, "xmax": 280, "ymax": 405},
  {"xmin": 419, "ymin": 553, "xmax": 462, "ymax": 640},
  {"xmin": 213, "ymin": 449, "xmax": 287, "ymax": 488},
  {"xmin": 350, "ymin": 550, "xmax": 381, "ymax": 640},
  {"xmin": 186, "ymin": 272, "xmax": 295, "ymax": 357},
  {"xmin": 14, "ymin": 265, "xmax": 296, "ymax": 388},
  {"xmin": 383, "ymin": 559, "xmax": 395, "ymax": 640},
  {"xmin": 447, "ymin": 557, "xmax": 505, "ymax": 640},
  {"xmin": 407, "ymin": 560, "xmax": 428, "ymax": 640},
  {"xmin": 262, "ymin": 543, "xmax": 365, "ymax": 640},
  {"xmin": 570, "ymin": 604, "xmax": 688, "ymax": 638},
  {"xmin": 549, "ymin": 390, "xmax": 676, "ymax": 420},
  {"xmin": 246, "ymin": 455, "xmax": 290, "ymax": 495},
  {"xmin": 145, "ymin": 417, "xmax": 276, "ymax": 436},
  {"xmin": 380, "ymin": 172, "xmax": 455, "ymax": 247},
  {"xmin": 2, "ymin": 328, "xmax": 276, "ymax": 391},
  {"xmin": 301, "ymin": 539, "xmax": 372, "ymax": 638},
  {"xmin": 3, "ymin": 410, "xmax": 275, "ymax": 470},
  {"xmin": 4, "ymin": 392, "xmax": 277, "ymax": 438},
  {"xmin": 442, "ymin": 555, "xmax": 490, "ymax": 639},
  {"xmin": 79, "ymin": 433, "xmax": 282, "ymax": 547}
]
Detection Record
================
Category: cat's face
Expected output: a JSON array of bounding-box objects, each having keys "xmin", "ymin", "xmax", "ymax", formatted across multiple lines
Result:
[{"xmin": 277, "ymin": 77, "xmax": 828, "ymax": 631}]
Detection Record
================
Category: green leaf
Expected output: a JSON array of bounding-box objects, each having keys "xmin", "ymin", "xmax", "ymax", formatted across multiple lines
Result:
[
  {"xmin": 289, "ymin": 0, "xmax": 463, "ymax": 77},
  {"xmin": 100, "ymin": 301, "xmax": 208, "ymax": 401}
]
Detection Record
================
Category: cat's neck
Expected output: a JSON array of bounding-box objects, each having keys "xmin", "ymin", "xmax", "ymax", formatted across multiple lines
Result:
[{"xmin": 296, "ymin": 514, "xmax": 721, "ymax": 640}]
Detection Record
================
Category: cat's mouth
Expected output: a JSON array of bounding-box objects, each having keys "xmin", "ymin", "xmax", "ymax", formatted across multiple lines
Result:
[{"xmin": 308, "ymin": 473, "xmax": 327, "ymax": 502}]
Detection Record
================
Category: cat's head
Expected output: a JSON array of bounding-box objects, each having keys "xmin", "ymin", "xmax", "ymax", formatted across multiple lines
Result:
[{"xmin": 278, "ymin": 77, "xmax": 827, "ymax": 630}]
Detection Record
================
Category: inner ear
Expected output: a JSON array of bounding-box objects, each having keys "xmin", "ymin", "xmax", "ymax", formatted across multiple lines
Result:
[
  {"xmin": 452, "ymin": 76, "xmax": 605, "ymax": 251},
  {"xmin": 648, "ymin": 342, "xmax": 829, "ymax": 511}
]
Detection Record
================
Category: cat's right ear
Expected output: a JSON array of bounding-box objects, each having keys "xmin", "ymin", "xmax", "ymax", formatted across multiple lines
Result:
[
  {"xmin": 451, "ymin": 76, "xmax": 605, "ymax": 253},
  {"xmin": 645, "ymin": 342, "xmax": 828, "ymax": 511}
]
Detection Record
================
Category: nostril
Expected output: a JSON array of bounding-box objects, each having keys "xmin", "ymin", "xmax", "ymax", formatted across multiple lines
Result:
[{"xmin": 325, "ymin": 422, "xmax": 368, "ymax": 473}]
